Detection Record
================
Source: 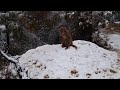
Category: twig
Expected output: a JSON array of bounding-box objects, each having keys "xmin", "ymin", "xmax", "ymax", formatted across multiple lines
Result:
[
  {"xmin": 0, "ymin": 49, "xmax": 22, "ymax": 79},
  {"xmin": 0, "ymin": 50, "xmax": 17, "ymax": 63}
]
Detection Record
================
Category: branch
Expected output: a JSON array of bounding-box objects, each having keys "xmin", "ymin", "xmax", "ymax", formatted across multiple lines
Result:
[
  {"xmin": 0, "ymin": 49, "xmax": 22, "ymax": 78},
  {"xmin": 0, "ymin": 50, "xmax": 17, "ymax": 63}
]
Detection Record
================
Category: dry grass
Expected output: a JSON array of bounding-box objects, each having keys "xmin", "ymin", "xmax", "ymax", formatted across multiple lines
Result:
[{"xmin": 106, "ymin": 23, "xmax": 120, "ymax": 33}]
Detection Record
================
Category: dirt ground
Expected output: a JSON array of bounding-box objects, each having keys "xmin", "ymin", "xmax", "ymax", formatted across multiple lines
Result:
[{"xmin": 105, "ymin": 23, "xmax": 120, "ymax": 34}]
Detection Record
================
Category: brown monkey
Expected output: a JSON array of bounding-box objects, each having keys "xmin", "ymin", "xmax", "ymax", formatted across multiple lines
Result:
[{"xmin": 59, "ymin": 26, "xmax": 77, "ymax": 50}]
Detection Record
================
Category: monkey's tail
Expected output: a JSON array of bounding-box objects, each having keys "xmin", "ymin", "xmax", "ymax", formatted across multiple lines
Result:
[{"xmin": 71, "ymin": 44, "xmax": 77, "ymax": 49}]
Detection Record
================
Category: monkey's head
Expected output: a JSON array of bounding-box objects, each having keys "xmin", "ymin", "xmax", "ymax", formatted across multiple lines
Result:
[{"xmin": 59, "ymin": 27, "xmax": 67, "ymax": 35}]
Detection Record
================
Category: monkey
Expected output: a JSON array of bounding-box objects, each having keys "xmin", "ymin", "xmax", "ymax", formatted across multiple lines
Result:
[{"xmin": 59, "ymin": 26, "xmax": 77, "ymax": 50}]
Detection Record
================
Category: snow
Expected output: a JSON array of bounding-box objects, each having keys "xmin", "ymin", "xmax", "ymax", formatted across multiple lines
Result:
[
  {"xmin": 107, "ymin": 34, "xmax": 120, "ymax": 50},
  {"xmin": 98, "ymin": 28, "xmax": 120, "ymax": 50},
  {"xmin": 18, "ymin": 40, "xmax": 119, "ymax": 79},
  {"xmin": 104, "ymin": 11, "xmax": 112, "ymax": 16},
  {"xmin": 0, "ymin": 25, "xmax": 6, "ymax": 31},
  {"xmin": 59, "ymin": 11, "xmax": 66, "ymax": 17},
  {"xmin": 114, "ymin": 21, "xmax": 120, "ymax": 24},
  {"xmin": 0, "ymin": 50, "xmax": 18, "ymax": 63},
  {"xmin": 8, "ymin": 63, "xmax": 17, "ymax": 75},
  {"xmin": 105, "ymin": 20, "xmax": 109, "ymax": 27}
]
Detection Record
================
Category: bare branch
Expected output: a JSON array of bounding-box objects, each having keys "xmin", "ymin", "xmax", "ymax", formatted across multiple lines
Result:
[
  {"xmin": 0, "ymin": 50, "xmax": 17, "ymax": 63},
  {"xmin": 0, "ymin": 49, "xmax": 22, "ymax": 79}
]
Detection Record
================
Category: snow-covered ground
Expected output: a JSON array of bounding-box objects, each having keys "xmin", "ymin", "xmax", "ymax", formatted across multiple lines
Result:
[
  {"xmin": 107, "ymin": 34, "xmax": 120, "ymax": 50},
  {"xmin": 18, "ymin": 40, "xmax": 120, "ymax": 79},
  {"xmin": 98, "ymin": 28, "xmax": 120, "ymax": 50}
]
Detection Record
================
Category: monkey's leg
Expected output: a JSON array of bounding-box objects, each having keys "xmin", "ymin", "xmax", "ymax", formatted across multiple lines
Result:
[
  {"xmin": 62, "ymin": 45, "xmax": 64, "ymax": 48},
  {"xmin": 62, "ymin": 44, "xmax": 66, "ymax": 48},
  {"xmin": 65, "ymin": 46, "xmax": 69, "ymax": 50}
]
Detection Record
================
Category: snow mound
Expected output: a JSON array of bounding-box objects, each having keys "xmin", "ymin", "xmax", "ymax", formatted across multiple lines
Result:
[{"xmin": 19, "ymin": 40, "xmax": 119, "ymax": 79}]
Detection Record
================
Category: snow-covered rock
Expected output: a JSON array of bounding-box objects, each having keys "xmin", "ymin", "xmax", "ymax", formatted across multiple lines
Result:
[{"xmin": 19, "ymin": 40, "xmax": 119, "ymax": 79}]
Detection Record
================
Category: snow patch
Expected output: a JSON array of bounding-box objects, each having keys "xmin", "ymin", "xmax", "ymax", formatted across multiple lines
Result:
[
  {"xmin": 114, "ymin": 21, "xmax": 120, "ymax": 24},
  {"xmin": 18, "ymin": 40, "xmax": 119, "ymax": 79},
  {"xmin": 0, "ymin": 25, "xmax": 6, "ymax": 31},
  {"xmin": 107, "ymin": 34, "xmax": 120, "ymax": 50},
  {"xmin": 104, "ymin": 11, "xmax": 112, "ymax": 16}
]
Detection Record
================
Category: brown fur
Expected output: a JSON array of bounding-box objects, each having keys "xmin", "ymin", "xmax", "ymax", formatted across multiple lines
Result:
[{"xmin": 59, "ymin": 26, "xmax": 77, "ymax": 50}]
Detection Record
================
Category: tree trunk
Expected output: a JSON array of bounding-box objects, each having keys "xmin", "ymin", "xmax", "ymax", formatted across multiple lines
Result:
[{"xmin": 5, "ymin": 24, "xmax": 10, "ymax": 54}]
